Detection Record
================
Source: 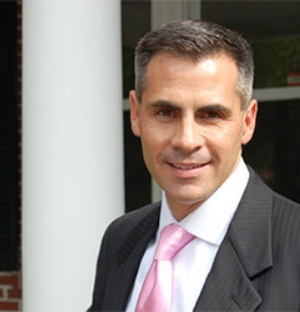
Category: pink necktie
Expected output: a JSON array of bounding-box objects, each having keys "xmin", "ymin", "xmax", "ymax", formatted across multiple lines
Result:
[{"xmin": 135, "ymin": 224, "xmax": 195, "ymax": 312}]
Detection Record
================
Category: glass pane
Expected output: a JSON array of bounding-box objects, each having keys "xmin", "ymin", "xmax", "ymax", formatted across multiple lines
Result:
[
  {"xmin": 123, "ymin": 111, "xmax": 151, "ymax": 212},
  {"xmin": 122, "ymin": 0, "xmax": 150, "ymax": 97},
  {"xmin": 253, "ymin": 37, "xmax": 300, "ymax": 89},
  {"xmin": 244, "ymin": 99, "xmax": 300, "ymax": 203},
  {"xmin": 202, "ymin": 0, "xmax": 300, "ymax": 89},
  {"xmin": 122, "ymin": 0, "xmax": 151, "ymax": 211}
]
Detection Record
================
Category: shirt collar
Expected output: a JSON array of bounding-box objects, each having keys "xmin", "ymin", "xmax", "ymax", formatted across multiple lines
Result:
[{"xmin": 159, "ymin": 158, "xmax": 250, "ymax": 246}]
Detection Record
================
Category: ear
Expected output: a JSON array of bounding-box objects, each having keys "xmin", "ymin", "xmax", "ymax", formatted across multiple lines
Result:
[
  {"xmin": 242, "ymin": 99, "xmax": 258, "ymax": 145},
  {"xmin": 129, "ymin": 90, "xmax": 141, "ymax": 137}
]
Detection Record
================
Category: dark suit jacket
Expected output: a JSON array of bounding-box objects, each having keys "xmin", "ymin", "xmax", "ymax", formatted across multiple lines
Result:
[{"xmin": 89, "ymin": 168, "xmax": 300, "ymax": 311}]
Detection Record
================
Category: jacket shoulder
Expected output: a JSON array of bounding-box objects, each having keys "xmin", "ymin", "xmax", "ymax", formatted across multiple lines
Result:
[
  {"xmin": 271, "ymin": 191, "xmax": 300, "ymax": 249},
  {"xmin": 88, "ymin": 202, "xmax": 160, "ymax": 311},
  {"xmin": 105, "ymin": 202, "xmax": 161, "ymax": 242}
]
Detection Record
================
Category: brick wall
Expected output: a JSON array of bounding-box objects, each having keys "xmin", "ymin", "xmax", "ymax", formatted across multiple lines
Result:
[{"xmin": 0, "ymin": 272, "xmax": 22, "ymax": 311}]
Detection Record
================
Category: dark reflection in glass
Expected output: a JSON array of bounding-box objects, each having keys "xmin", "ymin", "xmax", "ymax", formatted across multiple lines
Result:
[
  {"xmin": 123, "ymin": 111, "xmax": 151, "ymax": 212},
  {"xmin": 244, "ymin": 99, "xmax": 300, "ymax": 203},
  {"xmin": 122, "ymin": 0, "xmax": 150, "ymax": 98}
]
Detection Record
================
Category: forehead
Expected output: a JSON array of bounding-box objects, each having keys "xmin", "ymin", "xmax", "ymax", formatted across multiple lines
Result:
[
  {"xmin": 145, "ymin": 51, "xmax": 238, "ymax": 82},
  {"xmin": 142, "ymin": 52, "xmax": 242, "ymax": 109},
  {"xmin": 146, "ymin": 52, "xmax": 238, "ymax": 88}
]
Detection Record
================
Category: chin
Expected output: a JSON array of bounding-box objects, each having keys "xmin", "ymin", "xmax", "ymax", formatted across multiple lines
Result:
[{"xmin": 171, "ymin": 191, "xmax": 210, "ymax": 206}]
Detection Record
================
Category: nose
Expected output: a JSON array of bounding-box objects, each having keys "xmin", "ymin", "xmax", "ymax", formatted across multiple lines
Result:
[{"xmin": 171, "ymin": 117, "xmax": 203, "ymax": 153}]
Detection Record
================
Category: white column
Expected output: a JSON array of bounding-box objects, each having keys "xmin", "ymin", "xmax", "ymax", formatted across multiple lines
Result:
[{"xmin": 22, "ymin": 0, "xmax": 124, "ymax": 311}]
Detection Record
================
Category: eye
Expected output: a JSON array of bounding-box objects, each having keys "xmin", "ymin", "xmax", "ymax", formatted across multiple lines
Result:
[
  {"xmin": 150, "ymin": 102, "xmax": 180, "ymax": 120},
  {"xmin": 197, "ymin": 105, "xmax": 230, "ymax": 121},
  {"xmin": 203, "ymin": 110, "xmax": 223, "ymax": 119},
  {"xmin": 199, "ymin": 110, "xmax": 223, "ymax": 119},
  {"xmin": 158, "ymin": 109, "xmax": 174, "ymax": 117}
]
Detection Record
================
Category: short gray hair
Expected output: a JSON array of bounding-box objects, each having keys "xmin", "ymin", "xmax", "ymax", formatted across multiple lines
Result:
[{"xmin": 134, "ymin": 20, "xmax": 254, "ymax": 109}]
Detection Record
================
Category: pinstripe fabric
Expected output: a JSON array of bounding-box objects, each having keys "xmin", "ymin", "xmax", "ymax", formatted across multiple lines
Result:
[{"xmin": 88, "ymin": 167, "xmax": 300, "ymax": 312}]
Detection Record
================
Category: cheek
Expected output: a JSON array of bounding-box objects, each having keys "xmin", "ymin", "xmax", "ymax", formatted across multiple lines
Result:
[
  {"xmin": 141, "ymin": 121, "xmax": 169, "ymax": 146},
  {"xmin": 205, "ymin": 126, "xmax": 242, "ymax": 156},
  {"xmin": 140, "ymin": 131, "xmax": 169, "ymax": 168},
  {"xmin": 204, "ymin": 126, "xmax": 231, "ymax": 146},
  {"xmin": 140, "ymin": 132, "xmax": 158, "ymax": 158},
  {"xmin": 142, "ymin": 135, "xmax": 164, "ymax": 158}
]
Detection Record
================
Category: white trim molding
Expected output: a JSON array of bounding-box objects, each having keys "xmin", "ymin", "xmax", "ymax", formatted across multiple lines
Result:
[{"xmin": 253, "ymin": 86, "xmax": 300, "ymax": 102}]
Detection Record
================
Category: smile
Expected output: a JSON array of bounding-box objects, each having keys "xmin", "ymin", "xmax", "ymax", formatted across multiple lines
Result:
[
  {"xmin": 167, "ymin": 162, "xmax": 207, "ymax": 179},
  {"xmin": 171, "ymin": 163, "xmax": 203, "ymax": 170}
]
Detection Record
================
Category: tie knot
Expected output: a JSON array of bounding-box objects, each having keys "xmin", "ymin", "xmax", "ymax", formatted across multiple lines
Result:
[{"xmin": 154, "ymin": 224, "xmax": 194, "ymax": 261}]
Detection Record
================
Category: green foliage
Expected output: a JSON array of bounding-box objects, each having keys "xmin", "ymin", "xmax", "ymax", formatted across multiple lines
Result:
[{"xmin": 253, "ymin": 36, "xmax": 300, "ymax": 88}]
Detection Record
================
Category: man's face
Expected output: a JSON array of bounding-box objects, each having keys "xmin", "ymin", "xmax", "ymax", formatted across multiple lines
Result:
[{"xmin": 130, "ymin": 52, "xmax": 257, "ymax": 220}]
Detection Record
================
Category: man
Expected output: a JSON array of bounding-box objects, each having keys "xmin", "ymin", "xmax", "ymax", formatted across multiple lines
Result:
[{"xmin": 89, "ymin": 20, "xmax": 300, "ymax": 311}]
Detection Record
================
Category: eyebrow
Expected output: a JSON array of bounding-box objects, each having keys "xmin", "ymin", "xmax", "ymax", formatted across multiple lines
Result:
[
  {"xmin": 148, "ymin": 101, "xmax": 181, "ymax": 111},
  {"xmin": 148, "ymin": 100, "xmax": 232, "ymax": 115},
  {"xmin": 198, "ymin": 104, "xmax": 232, "ymax": 116}
]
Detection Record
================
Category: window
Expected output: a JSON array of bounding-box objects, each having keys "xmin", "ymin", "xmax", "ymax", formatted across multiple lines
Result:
[
  {"xmin": 202, "ymin": 0, "xmax": 300, "ymax": 89},
  {"xmin": 244, "ymin": 99, "xmax": 300, "ymax": 203},
  {"xmin": 0, "ymin": 1, "xmax": 19, "ymax": 271},
  {"xmin": 122, "ymin": 0, "xmax": 151, "ymax": 211}
]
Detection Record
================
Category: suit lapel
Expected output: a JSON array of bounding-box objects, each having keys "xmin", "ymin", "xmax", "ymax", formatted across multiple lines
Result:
[
  {"xmin": 101, "ymin": 204, "xmax": 160, "ymax": 311},
  {"xmin": 194, "ymin": 238, "xmax": 262, "ymax": 311},
  {"xmin": 194, "ymin": 168, "xmax": 274, "ymax": 311}
]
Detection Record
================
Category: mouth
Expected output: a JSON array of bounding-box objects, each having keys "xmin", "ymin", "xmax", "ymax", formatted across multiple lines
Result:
[
  {"xmin": 167, "ymin": 161, "xmax": 211, "ymax": 180},
  {"xmin": 167, "ymin": 162, "xmax": 206, "ymax": 179},
  {"xmin": 171, "ymin": 163, "xmax": 203, "ymax": 170}
]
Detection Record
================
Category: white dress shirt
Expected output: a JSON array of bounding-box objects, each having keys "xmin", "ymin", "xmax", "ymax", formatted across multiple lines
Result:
[{"xmin": 126, "ymin": 158, "xmax": 249, "ymax": 312}]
